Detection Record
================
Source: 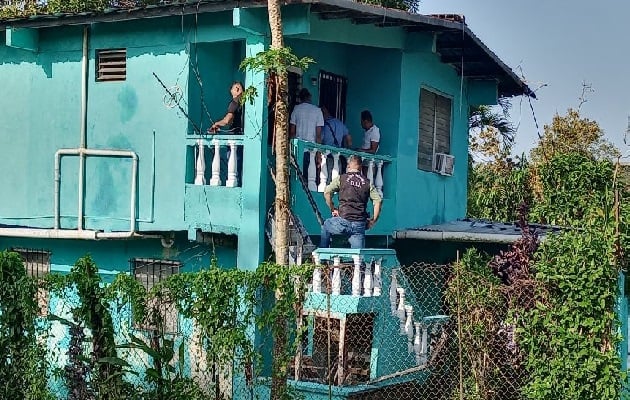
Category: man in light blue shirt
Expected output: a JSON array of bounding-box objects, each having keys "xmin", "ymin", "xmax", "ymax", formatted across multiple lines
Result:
[{"xmin": 321, "ymin": 106, "xmax": 352, "ymax": 149}]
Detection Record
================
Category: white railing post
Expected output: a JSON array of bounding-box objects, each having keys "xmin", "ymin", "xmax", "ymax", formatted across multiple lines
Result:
[
  {"xmin": 375, "ymin": 161, "xmax": 384, "ymax": 197},
  {"xmin": 312, "ymin": 253, "xmax": 322, "ymax": 294},
  {"xmin": 373, "ymin": 259, "xmax": 382, "ymax": 296},
  {"xmin": 331, "ymin": 152, "xmax": 340, "ymax": 181},
  {"xmin": 397, "ymin": 288, "xmax": 406, "ymax": 333},
  {"xmin": 226, "ymin": 141, "xmax": 238, "ymax": 187},
  {"xmin": 366, "ymin": 159, "xmax": 375, "ymax": 185},
  {"xmin": 414, "ymin": 322, "xmax": 422, "ymax": 364},
  {"xmin": 194, "ymin": 139, "xmax": 206, "ymax": 185},
  {"xmin": 318, "ymin": 151, "xmax": 329, "ymax": 192},
  {"xmin": 307, "ymin": 150, "xmax": 317, "ymax": 191},
  {"xmin": 389, "ymin": 269, "xmax": 398, "ymax": 315},
  {"xmin": 209, "ymin": 139, "xmax": 222, "ymax": 186},
  {"xmin": 363, "ymin": 260, "xmax": 373, "ymax": 297},
  {"xmin": 332, "ymin": 256, "xmax": 341, "ymax": 295},
  {"xmin": 351, "ymin": 255, "xmax": 362, "ymax": 297},
  {"xmin": 420, "ymin": 325, "xmax": 428, "ymax": 365},
  {"xmin": 405, "ymin": 305, "xmax": 414, "ymax": 353}
]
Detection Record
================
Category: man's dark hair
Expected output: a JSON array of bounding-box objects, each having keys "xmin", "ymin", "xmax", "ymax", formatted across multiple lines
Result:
[
  {"xmin": 348, "ymin": 155, "xmax": 363, "ymax": 166},
  {"xmin": 361, "ymin": 110, "xmax": 373, "ymax": 122},
  {"xmin": 298, "ymin": 88, "xmax": 311, "ymax": 102},
  {"xmin": 232, "ymin": 81, "xmax": 244, "ymax": 90}
]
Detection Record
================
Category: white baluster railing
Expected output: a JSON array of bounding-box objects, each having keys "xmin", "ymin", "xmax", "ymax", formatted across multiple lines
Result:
[
  {"xmin": 351, "ymin": 255, "xmax": 362, "ymax": 297},
  {"xmin": 307, "ymin": 150, "xmax": 317, "ymax": 191},
  {"xmin": 331, "ymin": 256, "xmax": 341, "ymax": 295},
  {"xmin": 209, "ymin": 139, "xmax": 221, "ymax": 186},
  {"xmin": 375, "ymin": 161, "xmax": 384, "ymax": 197},
  {"xmin": 366, "ymin": 159, "xmax": 375, "ymax": 185},
  {"xmin": 194, "ymin": 139, "xmax": 206, "ymax": 185},
  {"xmin": 293, "ymin": 139, "xmax": 392, "ymax": 195},
  {"xmin": 188, "ymin": 137, "xmax": 243, "ymax": 188},
  {"xmin": 389, "ymin": 269, "xmax": 398, "ymax": 315},
  {"xmin": 405, "ymin": 305, "xmax": 414, "ymax": 353},
  {"xmin": 226, "ymin": 141, "xmax": 238, "ymax": 187},
  {"xmin": 397, "ymin": 288, "xmax": 406, "ymax": 333},
  {"xmin": 312, "ymin": 253, "xmax": 322, "ymax": 294},
  {"xmin": 318, "ymin": 150, "xmax": 329, "ymax": 192},
  {"xmin": 373, "ymin": 258, "xmax": 382, "ymax": 296},
  {"xmin": 414, "ymin": 322, "xmax": 422, "ymax": 364},
  {"xmin": 363, "ymin": 260, "xmax": 373, "ymax": 297},
  {"xmin": 331, "ymin": 153, "xmax": 340, "ymax": 181}
]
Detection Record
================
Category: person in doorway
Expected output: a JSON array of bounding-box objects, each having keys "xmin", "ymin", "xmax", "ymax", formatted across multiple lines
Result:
[
  {"xmin": 209, "ymin": 81, "xmax": 244, "ymax": 134},
  {"xmin": 321, "ymin": 106, "xmax": 352, "ymax": 148},
  {"xmin": 290, "ymin": 88, "xmax": 324, "ymax": 143},
  {"xmin": 320, "ymin": 155, "xmax": 383, "ymax": 249},
  {"xmin": 290, "ymin": 88, "xmax": 324, "ymax": 181},
  {"xmin": 321, "ymin": 105, "xmax": 351, "ymax": 174},
  {"xmin": 358, "ymin": 110, "xmax": 380, "ymax": 154}
]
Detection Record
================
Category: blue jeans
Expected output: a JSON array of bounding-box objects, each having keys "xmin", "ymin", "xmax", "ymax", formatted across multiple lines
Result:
[{"xmin": 320, "ymin": 217, "xmax": 366, "ymax": 249}]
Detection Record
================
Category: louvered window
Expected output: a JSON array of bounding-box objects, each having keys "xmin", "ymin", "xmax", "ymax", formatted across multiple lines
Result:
[
  {"xmin": 418, "ymin": 88, "xmax": 452, "ymax": 171},
  {"xmin": 12, "ymin": 248, "xmax": 51, "ymax": 316},
  {"xmin": 96, "ymin": 48, "xmax": 127, "ymax": 82},
  {"xmin": 132, "ymin": 258, "xmax": 180, "ymax": 334}
]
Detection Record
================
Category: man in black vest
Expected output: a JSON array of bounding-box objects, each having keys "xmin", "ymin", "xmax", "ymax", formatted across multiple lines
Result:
[{"xmin": 320, "ymin": 155, "xmax": 383, "ymax": 249}]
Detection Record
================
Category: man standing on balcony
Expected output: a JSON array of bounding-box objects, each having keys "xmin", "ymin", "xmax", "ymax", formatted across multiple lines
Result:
[
  {"xmin": 321, "ymin": 105, "xmax": 351, "ymax": 174},
  {"xmin": 358, "ymin": 110, "xmax": 380, "ymax": 154},
  {"xmin": 290, "ymin": 88, "xmax": 324, "ymax": 179},
  {"xmin": 208, "ymin": 81, "xmax": 244, "ymax": 134},
  {"xmin": 320, "ymin": 155, "xmax": 382, "ymax": 249},
  {"xmin": 290, "ymin": 88, "xmax": 324, "ymax": 143}
]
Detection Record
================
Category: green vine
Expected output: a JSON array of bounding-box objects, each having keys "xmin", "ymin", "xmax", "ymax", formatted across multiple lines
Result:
[{"xmin": 0, "ymin": 251, "xmax": 53, "ymax": 400}]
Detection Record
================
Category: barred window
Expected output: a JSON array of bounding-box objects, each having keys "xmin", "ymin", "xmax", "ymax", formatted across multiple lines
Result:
[
  {"xmin": 12, "ymin": 248, "xmax": 51, "ymax": 316},
  {"xmin": 418, "ymin": 88, "xmax": 452, "ymax": 171},
  {"xmin": 132, "ymin": 258, "xmax": 180, "ymax": 334}
]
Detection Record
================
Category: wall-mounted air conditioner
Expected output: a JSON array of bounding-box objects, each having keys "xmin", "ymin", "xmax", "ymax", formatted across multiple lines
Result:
[{"xmin": 434, "ymin": 153, "xmax": 455, "ymax": 176}]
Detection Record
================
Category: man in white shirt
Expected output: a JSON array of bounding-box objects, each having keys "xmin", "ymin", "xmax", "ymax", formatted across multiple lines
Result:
[
  {"xmin": 359, "ymin": 110, "xmax": 380, "ymax": 154},
  {"xmin": 290, "ymin": 88, "xmax": 324, "ymax": 144}
]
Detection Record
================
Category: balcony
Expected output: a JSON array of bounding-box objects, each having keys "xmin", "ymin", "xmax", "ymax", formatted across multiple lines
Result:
[
  {"xmin": 291, "ymin": 139, "xmax": 395, "ymax": 236},
  {"xmin": 184, "ymin": 135, "xmax": 244, "ymax": 235}
]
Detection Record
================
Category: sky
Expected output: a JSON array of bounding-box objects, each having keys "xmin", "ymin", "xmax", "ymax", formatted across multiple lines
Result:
[{"xmin": 420, "ymin": 0, "xmax": 630, "ymax": 157}]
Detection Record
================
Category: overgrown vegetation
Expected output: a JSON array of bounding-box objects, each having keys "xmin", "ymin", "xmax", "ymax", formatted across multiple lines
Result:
[
  {"xmin": 459, "ymin": 103, "xmax": 628, "ymax": 399},
  {"xmin": 0, "ymin": 251, "xmax": 53, "ymax": 400},
  {"xmin": 0, "ymin": 253, "xmax": 314, "ymax": 399}
]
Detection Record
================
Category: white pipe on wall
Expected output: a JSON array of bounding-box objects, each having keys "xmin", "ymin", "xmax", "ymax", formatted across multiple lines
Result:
[
  {"xmin": 0, "ymin": 228, "xmax": 97, "ymax": 240},
  {"xmin": 78, "ymin": 26, "xmax": 89, "ymax": 231},
  {"xmin": 54, "ymin": 148, "xmax": 138, "ymax": 236}
]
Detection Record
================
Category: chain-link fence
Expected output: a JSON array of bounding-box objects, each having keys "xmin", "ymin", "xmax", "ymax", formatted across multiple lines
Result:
[
  {"xmin": 5, "ymin": 251, "xmax": 535, "ymax": 399},
  {"xmin": 293, "ymin": 252, "xmax": 531, "ymax": 400}
]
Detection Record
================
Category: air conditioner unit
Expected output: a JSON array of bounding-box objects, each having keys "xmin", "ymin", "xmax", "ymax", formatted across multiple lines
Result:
[{"xmin": 434, "ymin": 153, "xmax": 455, "ymax": 176}]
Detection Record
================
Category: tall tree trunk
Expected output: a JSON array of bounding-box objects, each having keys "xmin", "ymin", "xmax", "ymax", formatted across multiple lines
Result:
[
  {"xmin": 268, "ymin": 0, "xmax": 290, "ymax": 399},
  {"xmin": 269, "ymin": 0, "xmax": 289, "ymax": 267}
]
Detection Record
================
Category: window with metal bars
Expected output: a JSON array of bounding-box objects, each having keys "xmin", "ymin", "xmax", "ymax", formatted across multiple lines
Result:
[
  {"xmin": 96, "ymin": 48, "xmax": 127, "ymax": 82},
  {"xmin": 318, "ymin": 70, "xmax": 348, "ymax": 122},
  {"xmin": 12, "ymin": 248, "xmax": 51, "ymax": 316},
  {"xmin": 131, "ymin": 258, "xmax": 180, "ymax": 334},
  {"xmin": 418, "ymin": 88, "xmax": 452, "ymax": 171}
]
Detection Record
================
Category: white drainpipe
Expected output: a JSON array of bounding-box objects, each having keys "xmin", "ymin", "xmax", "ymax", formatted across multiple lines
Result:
[{"xmin": 78, "ymin": 25, "xmax": 89, "ymax": 231}]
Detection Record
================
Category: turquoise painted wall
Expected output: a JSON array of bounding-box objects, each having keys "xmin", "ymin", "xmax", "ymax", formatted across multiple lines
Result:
[
  {"xmin": 395, "ymin": 43, "xmax": 471, "ymax": 229},
  {"xmin": 0, "ymin": 5, "xmax": 498, "ymax": 264}
]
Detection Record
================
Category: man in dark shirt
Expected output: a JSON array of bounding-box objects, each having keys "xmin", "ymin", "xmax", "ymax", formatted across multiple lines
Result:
[
  {"xmin": 320, "ymin": 155, "xmax": 383, "ymax": 249},
  {"xmin": 209, "ymin": 81, "xmax": 244, "ymax": 134}
]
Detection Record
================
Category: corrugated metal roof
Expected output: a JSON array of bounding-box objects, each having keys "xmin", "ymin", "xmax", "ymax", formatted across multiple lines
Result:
[{"xmin": 393, "ymin": 218, "xmax": 563, "ymax": 243}]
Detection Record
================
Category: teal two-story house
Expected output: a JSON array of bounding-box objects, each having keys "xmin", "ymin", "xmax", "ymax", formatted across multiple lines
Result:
[{"xmin": 0, "ymin": 0, "xmax": 532, "ymax": 398}]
